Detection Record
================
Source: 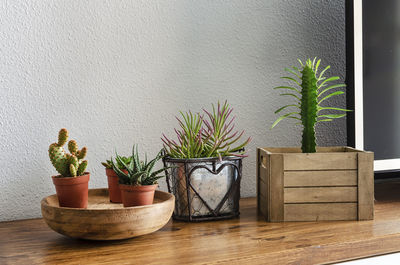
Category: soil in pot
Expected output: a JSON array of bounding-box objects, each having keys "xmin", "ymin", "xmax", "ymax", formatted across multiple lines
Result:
[
  {"xmin": 52, "ymin": 173, "xmax": 90, "ymax": 208},
  {"xmin": 106, "ymin": 168, "xmax": 128, "ymax": 203},
  {"xmin": 119, "ymin": 184, "xmax": 158, "ymax": 207}
]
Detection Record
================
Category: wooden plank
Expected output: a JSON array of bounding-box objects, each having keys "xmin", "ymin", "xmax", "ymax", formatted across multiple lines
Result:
[
  {"xmin": 261, "ymin": 146, "xmax": 350, "ymax": 154},
  {"xmin": 358, "ymin": 152, "xmax": 374, "ymax": 220},
  {"xmin": 284, "ymin": 170, "xmax": 357, "ymax": 187},
  {"xmin": 269, "ymin": 154, "xmax": 284, "ymax": 222},
  {"xmin": 284, "ymin": 203, "xmax": 357, "ymax": 221},
  {"xmin": 258, "ymin": 156, "xmax": 268, "ymax": 184},
  {"xmin": 284, "ymin": 187, "xmax": 357, "ymax": 203},
  {"xmin": 257, "ymin": 148, "xmax": 269, "ymax": 216},
  {"xmin": 283, "ymin": 152, "xmax": 358, "ymax": 171},
  {"xmin": 344, "ymin": 146, "xmax": 363, "ymax": 152},
  {"xmin": 258, "ymin": 178, "xmax": 268, "ymax": 200},
  {"xmin": 258, "ymin": 193, "xmax": 268, "ymax": 219}
]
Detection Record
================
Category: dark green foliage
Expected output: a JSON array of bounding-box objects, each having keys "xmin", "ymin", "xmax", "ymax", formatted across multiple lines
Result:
[
  {"xmin": 112, "ymin": 145, "xmax": 168, "ymax": 186},
  {"xmin": 272, "ymin": 58, "xmax": 351, "ymax": 153}
]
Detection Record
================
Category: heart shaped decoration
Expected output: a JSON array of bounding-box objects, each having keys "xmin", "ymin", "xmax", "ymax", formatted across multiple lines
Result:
[{"xmin": 187, "ymin": 162, "xmax": 240, "ymax": 216}]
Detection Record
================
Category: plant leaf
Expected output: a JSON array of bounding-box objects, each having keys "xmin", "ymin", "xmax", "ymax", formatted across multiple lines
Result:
[
  {"xmin": 318, "ymin": 107, "xmax": 352, "ymax": 112},
  {"xmin": 318, "ymin": 84, "xmax": 346, "ymax": 97},
  {"xmin": 271, "ymin": 112, "xmax": 300, "ymax": 128},
  {"xmin": 316, "ymin": 119, "xmax": 333, "ymax": 123},
  {"xmin": 285, "ymin": 67, "xmax": 301, "ymax": 79},
  {"xmin": 112, "ymin": 158, "xmax": 129, "ymax": 184},
  {"xmin": 318, "ymin": 114, "xmax": 347, "ymax": 119},
  {"xmin": 315, "ymin": 59, "xmax": 321, "ymax": 74},
  {"xmin": 318, "ymin": 65, "xmax": 330, "ymax": 80},
  {"xmin": 312, "ymin": 57, "xmax": 317, "ymax": 69},
  {"xmin": 273, "ymin": 86, "xmax": 300, "ymax": 93},
  {"xmin": 297, "ymin": 58, "xmax": 304, "ymax": 67},
  {"xmin": 281, "ymin": 76, "xmax": 301, "ymax": 86},
  {"xmin": 280, "ymin": 93, "xmax": 301, "ymax": 101},
  {"xmin": 274, "ymin": 104, "xmax": 300, "ymax": 114},
  {"xmin": 318, "ymin": 76, "xmax": 340, "ymax": 88},
  {"xmin": 318, "ymin": 91, "xmax": 344, "ymax": 104}
]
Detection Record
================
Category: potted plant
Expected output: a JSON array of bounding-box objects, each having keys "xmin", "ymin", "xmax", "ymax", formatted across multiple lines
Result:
[
  {"xmin": 48, "ymin": 128, "xmax": 89, "ymax": 208},
  {"xmin": 162, "ymin": 101, "xmax": 251, "ymax": 221},
  {"xmin": 257, "ymin": 58, "xmax": 374, "ymax": 222},
  {"xmin": 102, "ymin": 156, "xmax": 131, "ymax": 203},
  {"xmin": 112, "ymin": 145, "xmax": 167, "ymax": 207}
]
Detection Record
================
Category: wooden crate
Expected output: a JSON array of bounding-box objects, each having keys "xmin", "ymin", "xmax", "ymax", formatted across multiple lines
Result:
[{"xmin": 257, "ymin": 147, "xmax": 374, "ymax": 222}]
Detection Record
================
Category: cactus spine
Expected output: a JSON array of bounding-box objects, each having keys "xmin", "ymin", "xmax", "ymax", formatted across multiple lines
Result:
[
  {"xmin": 49, "ymin": 128, "xmax": 88, "ymax": 177},
  {"xmin": 271, "ymin": 58, "xmax": 351, "ymax": 153}
]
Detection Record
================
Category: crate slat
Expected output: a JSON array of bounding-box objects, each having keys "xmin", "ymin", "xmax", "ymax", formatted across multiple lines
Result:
[
  {"xmin": 284, "ymin": 203, "xmax": 358, "ymax": 221},
  {"xmin": 284, "ymin": 187, "xmax": 357, "ymax": 203},
  {"xmin": 284, "ymin": 170, "xmax": 357, "ymax": 187},
  {"xmin": 270, "ymin": 154, "xmax": 284, "ymax": 222},
  {"xmin": 283, "ymin": 153, "xmax": 358, "ymax": 171},
  {"xmin": 358, "ymin": 152, "xmax": 374, "ymax": 220},
  {"xmin": 259, "ymin": 193, "xmax": 268, "ymax": 219}
]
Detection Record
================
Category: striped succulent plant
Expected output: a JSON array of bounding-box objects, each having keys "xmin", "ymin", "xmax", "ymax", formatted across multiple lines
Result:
[
  {"xmin": 112, "ymin": 145, "xmax": 167, "ymax": 186},
  {"xmin": 162, "ymin": 101, "xmax": 251, "ymax": 159},
  {"xmin": 271, "ymin": 58, "xmax": 351, "ymax": 153}
]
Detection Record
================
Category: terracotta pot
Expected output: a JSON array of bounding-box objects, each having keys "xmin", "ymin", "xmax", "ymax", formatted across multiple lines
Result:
[
  {"xmin": 119, "ymin": 184, "xmax": 158, "ymax": 207},
  {"xmin": 52, "ymin": 173, "xmax": 90, "ymax": 208},
  {"xmin": 106, "ymin": 168, "xmax": 128, "ymax": 203}
]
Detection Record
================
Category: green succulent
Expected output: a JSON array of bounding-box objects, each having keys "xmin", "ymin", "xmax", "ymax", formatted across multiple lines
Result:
[
  {"xmin": 48, "ymin": 128, "xmax": 88, "ymax": 177},
  {"xmin": 112, "ymin": 145, "xmax": 168, "ymax": 186},
  {"xmin": 271, "ymin": 58, "xmax": 351, "ymax": 153},
  {"xmin": 101, "ymin": 156, "xmax": 132, "ymax": 169},
  {"xmin": 162, "ymin": 101, "xmax": 251, "ymax": 159}
]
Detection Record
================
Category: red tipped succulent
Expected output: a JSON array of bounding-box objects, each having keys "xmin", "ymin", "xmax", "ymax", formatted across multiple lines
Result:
[{"xmin": 162, "ymin": 101, "xmax": 251, "ymax": 159}]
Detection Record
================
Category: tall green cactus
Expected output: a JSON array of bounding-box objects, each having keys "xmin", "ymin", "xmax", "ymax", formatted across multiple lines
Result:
[
  {"xmin": 271, "ymin": 58, "xmax": 351, "ymax": 153},
  {"xmin": 49, "ymin": 128, "xmax": 88, "ymax": 177}
]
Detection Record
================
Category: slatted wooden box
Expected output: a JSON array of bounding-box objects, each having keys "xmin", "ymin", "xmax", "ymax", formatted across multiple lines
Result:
[{"xmin": 257, "ymin": 147, "xmax": 374, "ymax": 222}]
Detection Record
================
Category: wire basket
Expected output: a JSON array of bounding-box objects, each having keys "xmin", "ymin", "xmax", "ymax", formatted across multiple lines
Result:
[{"xmin": 163, "ymin": 155, "xmax": 242, "ymax": 222}]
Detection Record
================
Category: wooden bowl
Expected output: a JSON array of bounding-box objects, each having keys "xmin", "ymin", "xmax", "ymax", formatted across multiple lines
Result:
[{"xmin": 41, "ymin": 188, "xmax": 175, "ymax": 240}]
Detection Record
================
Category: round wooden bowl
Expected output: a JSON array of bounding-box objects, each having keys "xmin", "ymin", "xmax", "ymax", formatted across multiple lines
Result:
[{"xmin": 41, "ymin": 188, "xmax": 175, "ymax": 240}]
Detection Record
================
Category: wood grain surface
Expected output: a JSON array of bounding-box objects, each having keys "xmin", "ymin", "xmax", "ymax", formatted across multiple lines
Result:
[
  {"xmin": 257, "ymin": 147, "xmax": 374, "ymax": 221},
  {"xmin": 1, "ymin": 181, "xmax": 400, "ymax": 264},
  {"xmin": 41, "ymin": 189, "xmax": 175, "ymax": 240},
  {"xmin": 284, "ymin": 170, "xmax": 358, "ymax": 187},
  {"xmin": 284, "ymin": 187, "xmax": 358, "ymax": 203}
]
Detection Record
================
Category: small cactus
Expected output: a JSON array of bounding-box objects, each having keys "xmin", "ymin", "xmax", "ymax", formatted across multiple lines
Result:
[{"xmin": 49, "ymin": 128, "xmax": 88, "ymax": 177}]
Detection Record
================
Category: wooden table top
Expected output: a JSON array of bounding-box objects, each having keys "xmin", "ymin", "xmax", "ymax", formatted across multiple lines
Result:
[{"xmin": 2, "ymin": 181, "xmax": 400, "ymax": 265}]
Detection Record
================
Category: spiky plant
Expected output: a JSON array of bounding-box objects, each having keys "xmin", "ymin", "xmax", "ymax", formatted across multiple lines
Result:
[
  {"xmin": 112, "ymin": 145, "xmax": 167, "ymax": 186},
  {"xmin": 162, "ymin": 101, "xmax": 251, "ymax": 159},
  {"xmin": 101, "ymin": 156, "xmax": 132, "ymax": 169},
  {"xmin": 49, "ymin": 128, "xmax": 88, "ymax": 177},
  {"xmin": 271, "ymin": 58, "xmax": 351, "ymax": 153}
]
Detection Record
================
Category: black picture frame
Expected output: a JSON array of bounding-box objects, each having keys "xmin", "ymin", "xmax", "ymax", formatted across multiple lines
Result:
[
  {"xmin": 346, "ymin": 0, "xmax": 355, "ymax": 148},
  {"xmin": 346, "ymin": 0, "xmax": 400, "ymax": 178}
]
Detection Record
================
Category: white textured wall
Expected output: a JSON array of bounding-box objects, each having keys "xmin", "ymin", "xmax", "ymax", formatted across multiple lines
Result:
[{"xmin": 0, "ymin": 0, "xmax": 346, "ymax": 221}]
